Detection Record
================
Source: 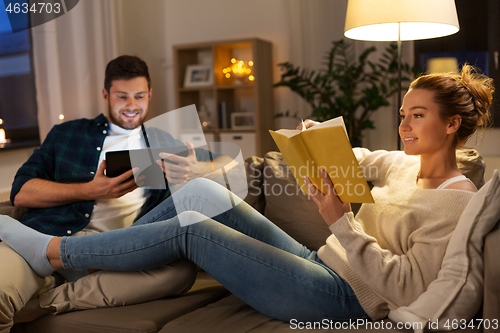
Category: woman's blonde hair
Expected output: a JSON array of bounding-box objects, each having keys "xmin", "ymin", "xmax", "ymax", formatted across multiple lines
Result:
[{"xmin": 409, "ymin": 64, "xmax": 494, "ymax": 146}]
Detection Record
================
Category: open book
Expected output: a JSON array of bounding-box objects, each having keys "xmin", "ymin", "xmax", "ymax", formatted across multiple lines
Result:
[{"xmin": 269, "ymin": 116, "xmax": 374, "ymax": 203}]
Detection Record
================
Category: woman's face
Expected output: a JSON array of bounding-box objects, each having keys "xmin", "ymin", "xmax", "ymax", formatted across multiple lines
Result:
[{"xmin": 399, "ymin": 88, "xmax": 453, "ymax": 156}]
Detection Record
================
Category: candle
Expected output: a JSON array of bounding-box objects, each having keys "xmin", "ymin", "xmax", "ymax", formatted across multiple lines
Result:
[{"xmin": 0, "ymin": 129, "xmax": 6, "ymax": 144}]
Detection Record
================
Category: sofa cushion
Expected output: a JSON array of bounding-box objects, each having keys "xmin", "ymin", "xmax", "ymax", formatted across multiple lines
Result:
[
  {"xmin": 243, "ymin": 155, "xmax": 266, "ymax": 213},
  {"xmin": 160, "ymin": 294, "xmax": 287, "ymax": 333},
  {"xmin": 11, "ymin": 286, "xmax": 229, "ymax": 333},
  {"xmin": 456, "ymin": 148, "xmax": 485, "ymax": 189},
  {"xmin": 483, "ymin": 222, "xmax": 500, "ymax": 328},
  {"xmin": 260, "ymin": 152, "xmax": 329, "ymax": 251},
  {"xmin": 161, "ymin": 294, "xmax": 481, "ymax": 333},
  {"xmin": 389, "ymin": 170, "xmax": 500, "ymax": 331}
]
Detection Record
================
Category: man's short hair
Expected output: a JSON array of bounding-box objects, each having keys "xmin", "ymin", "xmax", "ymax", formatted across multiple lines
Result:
[{"xmin": 104, "ymin": 55, "xmax": 151, "ymax": 92}]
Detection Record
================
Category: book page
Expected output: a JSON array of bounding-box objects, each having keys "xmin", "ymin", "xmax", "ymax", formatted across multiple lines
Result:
[
  {"xmin": 273, "ymin": 129, "xmax": 300, "ymax": 138},
  {"xmin": 274, "ymin": 116, "xmax": 346, "ymax": 138},
  {"xmin": 307, "ymin": 116, "xmax": 347, "ymax": 136}
]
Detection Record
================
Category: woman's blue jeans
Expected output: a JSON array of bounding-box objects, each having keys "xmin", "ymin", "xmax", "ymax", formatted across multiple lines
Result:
[{"xmin": 59, "ymin": 178, "xmax": 366, "ymax": 322}]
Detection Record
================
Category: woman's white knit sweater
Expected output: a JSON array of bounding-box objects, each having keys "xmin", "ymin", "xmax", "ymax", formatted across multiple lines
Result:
[{"xmin": 317, "ymin": 149, "xmax": 475, "ymax": 320}]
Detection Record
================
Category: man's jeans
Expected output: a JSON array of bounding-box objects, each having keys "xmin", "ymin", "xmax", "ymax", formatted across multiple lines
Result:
[{"xmin": 60, "ymin": 178, "xmax": 367, "ymax": 322}]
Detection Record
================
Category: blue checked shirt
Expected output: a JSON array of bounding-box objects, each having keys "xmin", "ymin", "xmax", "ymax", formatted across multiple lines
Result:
[{"xmin": 11, "ymin": 114, "xmax": 213, "ymax": 236}]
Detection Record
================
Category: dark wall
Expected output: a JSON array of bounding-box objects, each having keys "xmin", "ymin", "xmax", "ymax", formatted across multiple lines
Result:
[{"xmin": 414, "ymin": 0, "xmax": 500, "ymax": 127}]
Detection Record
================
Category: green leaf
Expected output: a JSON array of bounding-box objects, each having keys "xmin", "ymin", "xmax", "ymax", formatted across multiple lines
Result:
[{"xmin": 274, "ymin": 38, "xmax": 413, "ymax": 139}]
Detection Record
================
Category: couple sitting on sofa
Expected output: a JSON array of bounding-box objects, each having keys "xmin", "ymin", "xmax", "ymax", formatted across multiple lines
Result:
[{"xmin": 0, "ymin": 57, "xmax": 495, "ymax": 331}]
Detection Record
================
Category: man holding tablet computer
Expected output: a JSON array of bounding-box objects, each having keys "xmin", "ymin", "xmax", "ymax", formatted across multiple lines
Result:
[{"xmin": 1, "ymin": 55, "xmax": 231, "ymax": 330}]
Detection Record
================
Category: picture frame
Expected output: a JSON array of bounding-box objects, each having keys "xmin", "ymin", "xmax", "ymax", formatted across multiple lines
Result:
[
  {"xmin": 231, "ymin": 112, "xmax": 255, "ymax": 130},
  {"xmin": 184, "ymin": 64, "xmax": 214, "ymax": 87}
]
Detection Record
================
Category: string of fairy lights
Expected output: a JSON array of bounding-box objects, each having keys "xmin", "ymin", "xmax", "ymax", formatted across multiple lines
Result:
[{"xmin": 223, "ymin": 58, "xmax": 255, "ymax": 82}]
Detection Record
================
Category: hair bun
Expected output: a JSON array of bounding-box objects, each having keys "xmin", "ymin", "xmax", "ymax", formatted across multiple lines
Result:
[{"xmin": 459, "ymin": 65, "xmax": 494, "ymax": 122}]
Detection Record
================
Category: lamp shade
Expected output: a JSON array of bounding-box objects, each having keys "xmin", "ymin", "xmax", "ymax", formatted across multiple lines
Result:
[{"xmin": 344, "ymin": 0, "xmax": 459, "ymax": 41}]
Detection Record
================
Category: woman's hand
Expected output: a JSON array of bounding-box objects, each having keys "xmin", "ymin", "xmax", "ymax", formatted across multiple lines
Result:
[
  {"xmin": 296, "ymin": 119, "xmax": 320, "ymax": 131},
  {"xmin": 305, "ymin": 168, "xmax": 351, "ymax": 227}
]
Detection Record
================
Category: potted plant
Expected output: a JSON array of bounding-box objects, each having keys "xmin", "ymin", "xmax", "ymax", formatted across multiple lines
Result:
[
  {"xmin": 274, "ymin": 110, "xmax": 300, "ymax": 129},
  {"xmin": 274, "ymin": 39, "xmax": 419, "ymax": 145}
]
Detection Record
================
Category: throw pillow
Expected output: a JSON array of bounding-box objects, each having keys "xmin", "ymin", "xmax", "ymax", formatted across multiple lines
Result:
[
  {"xmin": 482, "ymin": 223, "xmax": 500, "ymax": 324},
  {"xmin": 456, "ymin": 148, "xmax": 485, "ymax": 189},
  {"xmin": 243, "ymin": 156, "xmax": 266, "ymax": 213},
  {"xmin": 388, "ymin": 169, "xmax": 500, "ymax": 332}
]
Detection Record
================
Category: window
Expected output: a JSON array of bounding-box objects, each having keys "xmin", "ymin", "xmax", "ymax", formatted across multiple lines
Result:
[{"xmin": 0, "ymin": 2, "xmax": 40, "ymax": 149}]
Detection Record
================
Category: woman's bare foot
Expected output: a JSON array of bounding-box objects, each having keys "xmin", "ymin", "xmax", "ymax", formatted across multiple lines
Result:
[{"xmin": 46, "ymin": 237, "xmax": 63, "ymax": 270}]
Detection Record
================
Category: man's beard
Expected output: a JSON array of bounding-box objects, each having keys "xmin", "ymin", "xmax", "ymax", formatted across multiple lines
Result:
[{"xmin": 108, "ymin": 105, "xmax": 143, "ymax": 129}]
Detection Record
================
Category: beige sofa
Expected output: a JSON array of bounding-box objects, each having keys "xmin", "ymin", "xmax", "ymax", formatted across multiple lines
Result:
[{"xmin": 4, "ymin": 150, "xmax": 499, "ymax": 333}]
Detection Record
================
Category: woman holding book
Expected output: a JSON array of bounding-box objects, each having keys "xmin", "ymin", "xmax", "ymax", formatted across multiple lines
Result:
[{"xmin": 0, "ymin": 65, "xmax": 493, "ymax": 322}]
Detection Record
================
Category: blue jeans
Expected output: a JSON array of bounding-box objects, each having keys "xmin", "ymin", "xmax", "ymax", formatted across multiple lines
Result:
[{"xmin": 60, "ymin": 178, "xmax": 366, "ymax": 322}]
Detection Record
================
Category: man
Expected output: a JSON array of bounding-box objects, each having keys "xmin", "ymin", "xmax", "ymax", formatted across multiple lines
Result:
[{"xmin": 0, "ymin": 55, "xmax": 227, "ymax": 332}]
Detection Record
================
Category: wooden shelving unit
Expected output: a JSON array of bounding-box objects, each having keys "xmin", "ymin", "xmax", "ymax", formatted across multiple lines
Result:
[{"xmin": 173, "ymin": 38, "xmax": 275, "ymax": 158}]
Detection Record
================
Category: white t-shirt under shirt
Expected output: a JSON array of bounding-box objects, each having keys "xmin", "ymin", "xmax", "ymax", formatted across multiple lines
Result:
[{"xmin": 83, "ymin": 123, "xmax": 151, "ymax": 233}]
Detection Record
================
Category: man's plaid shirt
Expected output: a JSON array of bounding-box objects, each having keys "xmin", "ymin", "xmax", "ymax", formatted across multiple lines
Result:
[{"xmin": 11, "ymin": 114, "xmax": 212, "ymax": 236}]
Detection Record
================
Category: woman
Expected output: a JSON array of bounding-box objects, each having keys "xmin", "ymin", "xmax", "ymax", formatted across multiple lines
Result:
[{"xmin": 0, "ymin": 65, "xmax": 493, "ymax": 322}]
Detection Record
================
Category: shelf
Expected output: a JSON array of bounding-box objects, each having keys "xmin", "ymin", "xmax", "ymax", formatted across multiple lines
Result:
[
  {"xmin": 174, "ymin": 38, "xmax": 275, "ymax": 157},
  {"xmin": 178, "ymin": 86, "xmax": 214, "ymax": 92},
  {"xmin": 178, "ymin": 84, "xmax": 254, "ymax": 92},
  {"xmin": 179, "ymin": 84, "xmax": 254, "ymax": 93},
  {"xmin": 216, "ymin": 84, "xmax": 254, "ymax": 90},
  {"xmin": 218, "ymin": 128, "xmax": 255, "ymax": 133},
  {"xmin": 201, "ymin": 128, "xmax": 216, "ymax": 133}
]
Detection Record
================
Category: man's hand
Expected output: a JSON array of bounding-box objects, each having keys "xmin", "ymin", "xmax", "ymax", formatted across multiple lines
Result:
[
  {"xmin": 13, "ymin": 161, "xmax": 143, "ymax": 208},
  {"xmin": 304, "ymin": 168, "xmax": 351, "ymax": 227},
  {"xmin": 81, "ymin": 160, "xmax": 141, "ymax": 200},
  {"xmin": 156, "ymin": 141, "xmax": 211, "ymax": 184}
]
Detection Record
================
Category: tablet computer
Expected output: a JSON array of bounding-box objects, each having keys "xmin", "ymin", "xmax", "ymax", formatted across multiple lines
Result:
[{"xmin": 105, "ymin": 147, "xmax": 189, "ymax": 189}]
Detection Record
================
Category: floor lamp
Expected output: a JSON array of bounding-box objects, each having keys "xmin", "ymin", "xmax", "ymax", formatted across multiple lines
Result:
[{"xmin": 343, "ymin": 0, "xmax": 460, "ymax": 150}]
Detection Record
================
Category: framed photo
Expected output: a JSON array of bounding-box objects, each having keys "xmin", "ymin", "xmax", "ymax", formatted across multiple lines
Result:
[
  {"xmin": 231, "ymin": 112, "xmax": 255, "ymax": 130},
  {"xmin": 184, "ymin": 65, "xmax": 214, "ymax": 87}
]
